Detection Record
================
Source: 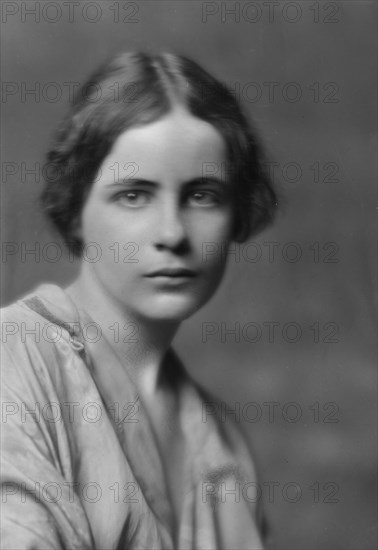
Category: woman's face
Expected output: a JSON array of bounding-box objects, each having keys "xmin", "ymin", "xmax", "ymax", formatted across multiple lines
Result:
[{"xmin": 78, "ymin": 108, "xmax": 234, "ymax": 322}]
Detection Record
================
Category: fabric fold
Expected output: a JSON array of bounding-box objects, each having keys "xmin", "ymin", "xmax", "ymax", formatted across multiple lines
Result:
[{"xmin": 1, "ymin": 284, "xmax": 264, "ymax": 549}]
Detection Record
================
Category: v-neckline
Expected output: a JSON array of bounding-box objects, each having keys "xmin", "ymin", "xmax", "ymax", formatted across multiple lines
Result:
[{"xmin": 75, "ymin": 307, "xmax": 180, "ymax": 541}]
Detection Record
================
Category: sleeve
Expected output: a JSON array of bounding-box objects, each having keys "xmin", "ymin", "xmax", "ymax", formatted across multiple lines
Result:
[{"xmin": 0, "ymin": 318, "xmax": 94, "ymax": 550}]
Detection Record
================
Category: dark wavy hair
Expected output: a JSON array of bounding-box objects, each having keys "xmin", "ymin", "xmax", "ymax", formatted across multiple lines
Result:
[{"xmin": 41, "ymin": 51, "xmax": 277, "ymax": 255}]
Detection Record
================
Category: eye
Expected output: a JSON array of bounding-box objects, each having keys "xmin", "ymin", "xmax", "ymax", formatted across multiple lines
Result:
[
  {"xmin": 115, "ymin": 190, "xmax": 151, "ymax": 207},
  {"xmin": 187, "ymin": 191, "xmax": 220, "ymax": 207}
]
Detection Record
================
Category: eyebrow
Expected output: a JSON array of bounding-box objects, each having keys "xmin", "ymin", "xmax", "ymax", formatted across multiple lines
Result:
[{"xmin": 106, "ymin": 177, "xmax": 229, "ymax": 188}]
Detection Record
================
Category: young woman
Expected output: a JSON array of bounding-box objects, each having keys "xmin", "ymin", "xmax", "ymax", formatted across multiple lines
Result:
[{"xmin": 1, "ymin": 52, "xmax": 277, "ymax": 549}]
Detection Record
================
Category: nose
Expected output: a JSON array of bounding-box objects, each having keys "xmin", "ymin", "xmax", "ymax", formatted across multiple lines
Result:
[{"xmin": 153, "ymin": 197, "xmax": 189, "ymax": 253}]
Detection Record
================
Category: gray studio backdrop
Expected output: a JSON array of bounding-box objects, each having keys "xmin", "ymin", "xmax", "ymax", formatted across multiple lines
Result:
[{"xmin": 1, "ymin": 1, "xmax": 377, "ymax": 549}]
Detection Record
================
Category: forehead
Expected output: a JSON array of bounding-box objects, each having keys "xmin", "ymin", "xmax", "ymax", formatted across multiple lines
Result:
[{"xmin": 99, "ymin": 109, "xmax": 227, "ymax": 181}]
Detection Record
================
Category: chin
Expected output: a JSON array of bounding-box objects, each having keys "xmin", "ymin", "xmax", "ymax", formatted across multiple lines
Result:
[{"xmin": 138, "ymin": 294, "xmax": 206, "ymax": 323}]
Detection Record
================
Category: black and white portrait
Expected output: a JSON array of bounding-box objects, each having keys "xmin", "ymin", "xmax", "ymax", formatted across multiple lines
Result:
[{"xmin": 1, "ymin": 2, "xmax": 376, "ymax": 549}]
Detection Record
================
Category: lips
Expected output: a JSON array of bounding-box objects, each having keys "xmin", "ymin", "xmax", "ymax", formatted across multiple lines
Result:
[{"xmin": 145, "ymin": 268, "xmax": 197, "ymax": 278}]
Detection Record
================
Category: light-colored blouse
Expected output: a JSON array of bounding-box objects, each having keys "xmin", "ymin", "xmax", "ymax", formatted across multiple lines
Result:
[{"xmin": 1, "ymin": 284, "xmax": 264, "ymax": 549}]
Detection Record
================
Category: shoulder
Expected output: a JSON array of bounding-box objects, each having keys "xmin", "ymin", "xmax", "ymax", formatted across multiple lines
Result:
[
  {"xmin": 1, "ymin": 284, "xmax": 86, "ymax": 400},
  {"xmin": 1, "ymin": 288, "xmax": 96, "ymax": 550}
]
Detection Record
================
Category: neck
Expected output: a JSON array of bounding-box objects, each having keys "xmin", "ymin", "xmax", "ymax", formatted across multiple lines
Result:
[{"xmin": 65, "ymin": 271, "xmax": 180, "ymax": 394}]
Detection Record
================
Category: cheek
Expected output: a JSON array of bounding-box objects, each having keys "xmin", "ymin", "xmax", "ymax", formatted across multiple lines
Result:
[
  {"xmin": 192, "ymin": 210, "xmax": 234, "ymax": 246},
  {"xmin": 79, "ymin": 207, "xmax": 119, "ymax": 269},
  {"xmin": 81, "ymin": 203, "xmax": 123, "ymax": 246}
]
